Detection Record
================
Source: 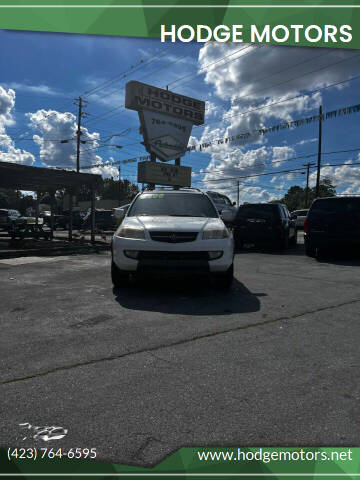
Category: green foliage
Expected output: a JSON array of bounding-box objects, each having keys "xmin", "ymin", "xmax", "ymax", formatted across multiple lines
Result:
[
  {"xmin": 76, "ymin": 177, "xmax": 139, "ymax": 203},
  {"xmin": 0, "ymin": 189, "xmax": 21, "ymax": 209},
  {"xmin": 280, "ymin": 177, "xmax": 337, "ymax": 211},
  {"xmin": 0, "ymin": 177, "xmax": 139, "ymax": 213},
  {"xmin": 99, "ymin": 177, "xmax": 139, "ymax": 201}
]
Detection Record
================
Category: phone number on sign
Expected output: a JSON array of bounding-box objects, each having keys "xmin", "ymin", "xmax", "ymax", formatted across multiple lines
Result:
[{"xmin": 8, "ymin": 447, "xmax": 97, "ymax": 461}]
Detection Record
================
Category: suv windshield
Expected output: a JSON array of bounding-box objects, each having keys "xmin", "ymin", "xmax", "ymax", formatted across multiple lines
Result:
[
  {"xmin": 208, "ymin": 193, "xmax": 232, "ymax": 207},
  {"xmin": 310, "ymin": 198, "xmax": 360, "ymax": 216},
  {"xmin": 128, "ymin": 193, "xmax": 218, "ymax": 218},
  {"xmin": 237, "ymin": 204, "xmax": 278, "ymax": 220}
]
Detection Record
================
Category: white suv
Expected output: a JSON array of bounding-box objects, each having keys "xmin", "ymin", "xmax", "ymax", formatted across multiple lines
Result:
[{"xmin": 111, "ymin": 189, "xmax": 234, "ymax": 289}]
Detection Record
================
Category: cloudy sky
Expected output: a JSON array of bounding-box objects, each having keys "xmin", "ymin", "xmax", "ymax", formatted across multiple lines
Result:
[{"xmin": 1, "ymin": 29, "xmax": 360, "ymax": 202}]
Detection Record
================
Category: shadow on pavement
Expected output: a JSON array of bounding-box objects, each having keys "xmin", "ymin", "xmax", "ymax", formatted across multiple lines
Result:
[
  {"xmin": 315, "ymin": 248, "xmax": 360, "ymax": 267},
  {"xmin": 236, "ymin": 242, "xmax": 305, "ymax": 257},
  {"xmin": 113, "ymin": 276, "xmax": 264, "ymax": 316}
]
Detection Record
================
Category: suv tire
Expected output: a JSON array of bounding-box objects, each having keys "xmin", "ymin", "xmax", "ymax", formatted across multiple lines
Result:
[
  {"xmin": 111, "ymin": 261, "xmax": 130, "ymax": 287},
  {"xmin": 213, "ymin": 264, "xmax": 233, "ymax": 291},
  {"xmin": 235, "ymin": 238, "xmax": 243, "ymax": 251},
  {"xmin": 290, "ymin": 229, "xmax": 297, "ymax": 246},
  {"xmin": 278, "ymin": 233, "xmax": 289, "ymax": 250},
  {"xmin": 305, "ymin": 240, "xmax": 316, "ymax": 257}
]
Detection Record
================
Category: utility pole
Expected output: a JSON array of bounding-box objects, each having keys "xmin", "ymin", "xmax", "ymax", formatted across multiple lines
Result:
[
  {"xmin": 303, "ymin": 162, "xmax": 315, "ymax": 208},
  {"xmin": 118, "ymin": 165, "xmax": 121, "ymax": 206},
  {"xmin": 237, "ymin": 180, "xmax": 240, "ymax": 206},
  {"xmin": 74, "ymin": 96, "xmax": 88, "ymax": 173},
  {"xmin": 315, "ymin": 105, "xmax": 323, "ymax": 198},
  {"xmin": 75, "ymin": 97, "xmax": 82, "ymax": 173}
]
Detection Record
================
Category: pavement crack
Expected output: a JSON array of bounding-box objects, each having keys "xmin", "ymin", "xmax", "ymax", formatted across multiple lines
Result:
[
  {"xmin": 2, "ymin": 297, "xmax": 359, "ymax": 385},
  {"xmin": 256, "ymin": 270, "xmax": 360, "ymax": 285},
  {"xmin": 131, "ymin": 436, "xmax": 162, "ymax": 461}
]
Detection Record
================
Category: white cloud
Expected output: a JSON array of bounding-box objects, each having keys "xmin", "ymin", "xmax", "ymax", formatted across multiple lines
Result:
[
  {"xmin": 199, "ymin": 145, "xmax": 270, "ymax": 192},
  {"xmin": 272, "ymin": 145, "xmax": 296, "ymax": 164},
  {"xmin": 191, "ymin": 44, "xmax": 360, "ymax": 198},
  {"xmin": 296, "ymin": 137, "xmax": 318, "ymax": 146},
  {"xmin": 0, "ymin": 145, "xmax": 35, "ymax": 165},
  {"xmin": 27, "ymin": 109, "xmax": 101, "ymax": 169},
  {"xmin": 89, "ymin": 158, "xmax": 119, "ymax": 178},
  {"xmin": 0, "ymin": 86, "xmax": 35, "ymax": 165},
  {"xmin": 199, "ymin": 44, "xmax": 358, "ymax": 105},
  {"xmin": 309, "ymin": 157, "xmax": 360, "ymax": 194},
  {"xmin": 0, "ymin": 86, "xmax": 15, "ymax": 119},
  {"xmin": 5, "ymin": 83, "xmax": 59, "ymax": 97}
]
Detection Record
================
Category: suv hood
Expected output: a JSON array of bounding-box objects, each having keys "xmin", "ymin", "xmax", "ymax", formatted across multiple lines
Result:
[{"xmin": 123, "ymin": 216, "xmax": 224, "ymax": 232}]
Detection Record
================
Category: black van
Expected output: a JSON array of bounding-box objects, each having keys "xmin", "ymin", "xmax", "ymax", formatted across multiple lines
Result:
[
  {"xmin": 233, "ymin": 203, "xmax": 297, "ymax": 250},
  {"xmin": 304, "ymin": 196, "xmax": 360, "ymax": 257}
]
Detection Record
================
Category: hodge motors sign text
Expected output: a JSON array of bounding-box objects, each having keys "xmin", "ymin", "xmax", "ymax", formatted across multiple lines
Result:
[{"xmin": 125, "ymin": 81, "xmax": 205, "ymax": 126}]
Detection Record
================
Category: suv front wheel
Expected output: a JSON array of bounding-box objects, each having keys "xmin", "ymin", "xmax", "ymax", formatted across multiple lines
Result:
[
  {"xmin": 111, "ymin": 261, "xmax": 130, "ymax": 287},
  {"xmin": 212, "ymin": 264, "xmax": 233, "ymax": 291}
]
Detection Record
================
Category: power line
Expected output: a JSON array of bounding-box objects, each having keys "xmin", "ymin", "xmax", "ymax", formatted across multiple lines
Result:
[
  {"xmin": 193, "ymin": 160, "xmax": 360, "ymax": 185},
  {"xmin": 226, "ymin": 51, "xmax": 360, "ymax": 105},
  {"xmin": 81, "ymin": 49, "xmax": 170, "ymax": 98},
  {"xmin": 195, "ymin": 72, "xmax": 360, "ymax": 129},
  {"xmin": 84, "ymin": 50, "xmax": 176, "ymax": 123},
  {"xmin": 166, "ymin": 44, "xmax": 256, "ymax": 88},
  {"xmin": 84, "ymin": 45, "xmax": 257, "ymax": 126}
]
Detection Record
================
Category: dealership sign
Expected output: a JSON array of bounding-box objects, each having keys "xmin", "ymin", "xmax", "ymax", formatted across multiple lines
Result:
[
  {"xmin": 139, "ymin": 110, "xmax": 194, "ymax": 162},
  {"xmin": 125, "ymin": 81, "xmax": 205, "ymax": 125},
  {"xmin": 137, "ymin": 161, "xmax": 191, "ymax": 187},
  {"xmin": 126, "ymin": 81, "xmax": 205, "ymax": 163}
]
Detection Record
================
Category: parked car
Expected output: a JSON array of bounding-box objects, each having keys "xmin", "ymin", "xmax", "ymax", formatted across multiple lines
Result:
[
  {"xmin": 111, "ymin": 189, "xmax": 234, "ymax": 289},
  {"xmin": 304, "ymin": 196, "xmax": 360, "ymax": 258},
  {"xmin": 0, "ymin": 209, "xmax": 27, "ymax": 232},
  {"xmin": 39, "ymin": 211, "xmax": 63, "ymax": 229},
  {"xmin": 233, "ymin": 203, "xmax": 297, "ymax": 250},
  {"xmin": 82, "ymin": 209, "xmax": 116, "ymax": 231},
  {"xmin": 290, "ymin": 209, "xmax": 309, "ymax": 228},
  {"xmin": 206, "ymin": 191, "xmax": 237, "ymax": 225},
  {"xmin": 57, "ymin": 211, "xmax": 84, "ymax": 230},
  {"xmin": 113, "ymin": 204, "xmax": 131, "ymax": 223}
]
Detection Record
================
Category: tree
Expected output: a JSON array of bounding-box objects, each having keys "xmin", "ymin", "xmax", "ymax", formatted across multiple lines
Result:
[
  {"xmin": 280, "ymin": 177, "xmax": 336, "ymax": 211},
  {"xmin": 310, "ymin": 177, "xmax": 336, "ymax": 201},
  {"xmin": 282, "ymin": 185, "xmax": 305, "ymax": 211},
  {"xmin": 98, "ymin": 177, "xmax": 139, "ymax": 203}
]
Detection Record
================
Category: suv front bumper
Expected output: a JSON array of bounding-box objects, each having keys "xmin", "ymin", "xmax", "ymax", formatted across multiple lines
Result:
[{"xmin": 112, "ymin": 236, "xmax": 234, "ymax": 274}]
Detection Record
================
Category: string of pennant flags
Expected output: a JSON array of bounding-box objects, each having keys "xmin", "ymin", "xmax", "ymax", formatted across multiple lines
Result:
[{"xmin": 80, "ymin": 102, "xmax": 360, "ymax": 171}]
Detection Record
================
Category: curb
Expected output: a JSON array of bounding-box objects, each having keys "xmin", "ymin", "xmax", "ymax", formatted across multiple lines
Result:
[{"xmin": 0, "ymin": 243, "xmax": 110, "ymax": 260}]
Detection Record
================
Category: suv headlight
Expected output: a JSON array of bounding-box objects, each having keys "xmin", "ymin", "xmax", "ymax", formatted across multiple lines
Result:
[
  {"xmin": 116, "ymin": 227, "xmax": 145, "ymax": 240},
  {"xmin": 202, "ymin": 228, "xmax": 229, "ymax": 240}
]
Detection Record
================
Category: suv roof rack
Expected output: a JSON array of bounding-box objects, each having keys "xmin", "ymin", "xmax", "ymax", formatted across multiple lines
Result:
[{"xmin": 143, "ymin": 186, "xmax": 203, "ymax": 193}]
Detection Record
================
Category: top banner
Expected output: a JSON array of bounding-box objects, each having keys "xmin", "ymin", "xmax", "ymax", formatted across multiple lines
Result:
[{"xmin": 0, "ymin": 1, "xmax": 360, "ymax": 49}]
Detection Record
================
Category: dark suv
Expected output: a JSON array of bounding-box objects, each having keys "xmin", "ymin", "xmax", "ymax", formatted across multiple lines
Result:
[
  {"xmin": 233, "ymin": 203, "xmax": 297, "ymax": 250},
  {"xmin": 57, "ymin": 211, "xmax": 84, "ymax": 230},
  {"xmin": 82, "ymin": 209, "xmax": 116, "ymax": 231},
  {"xmin": 0, "ymin": 209, "xmax": 26, "ymax": 232},
  {"xmin": 304, "ymin": 196, "xmax": 360, "ymax": 257}
]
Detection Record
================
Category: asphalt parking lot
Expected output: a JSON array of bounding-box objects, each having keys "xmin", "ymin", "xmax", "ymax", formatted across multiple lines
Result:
[{"xmin": 1, "ymin": 233, "xmax": 359, "ymax": 466}]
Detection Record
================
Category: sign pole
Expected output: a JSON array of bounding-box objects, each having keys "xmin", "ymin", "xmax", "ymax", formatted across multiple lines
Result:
[
  {"xmin": 174, "ymin": 157, "xmax": 181, "ymax": 190},
  {"xmin": 149, "ymin": 152, "xmax": 156, "ymax": 190}
]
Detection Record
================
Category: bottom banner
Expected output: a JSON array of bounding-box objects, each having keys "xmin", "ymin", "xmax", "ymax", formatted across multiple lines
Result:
[{"xmin": 1, "ymin": 447, "xmax": 359, "ymax": 479}]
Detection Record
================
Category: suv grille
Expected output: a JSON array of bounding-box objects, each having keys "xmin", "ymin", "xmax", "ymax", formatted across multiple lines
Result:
[
  {"xmin": 149, "ymin": 231, "xmax": 198, "ymax": 243},
  {"xmin": 138, "ymin": 251, "xmax": 208, "ymax": 261}
]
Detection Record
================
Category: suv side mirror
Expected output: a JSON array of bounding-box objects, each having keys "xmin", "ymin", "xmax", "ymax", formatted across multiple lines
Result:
[
  {"xmin": 221, "ymin": 209, "xmax": 233, "ymax": 223},
  {"xmin": 232, "ymin": 201, "xmax": 236, "ymax": 206}
]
